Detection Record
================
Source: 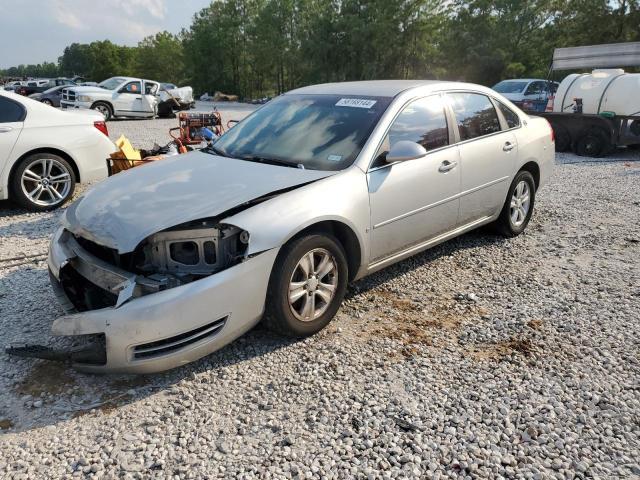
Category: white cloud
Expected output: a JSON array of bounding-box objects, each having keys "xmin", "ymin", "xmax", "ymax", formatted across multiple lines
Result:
[
  {"xmin": 52, "ymin": 2, "xmax": 88, "ymax": 30},
  {"xmin": 50, "ymin": 0, "xmax": 167, "ymax": 32},
  {"xmin": 120, "ymin": 0, "xmax": 167, "ymax": 19}
]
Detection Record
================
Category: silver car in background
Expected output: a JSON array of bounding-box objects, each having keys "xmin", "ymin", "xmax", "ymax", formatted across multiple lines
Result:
[{"xmin": 9, "ymin": 80, "xmax": 555, "ymax": 373}]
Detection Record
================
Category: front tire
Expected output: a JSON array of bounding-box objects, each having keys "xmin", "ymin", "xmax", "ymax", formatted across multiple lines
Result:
[
  {"xmin": 92, "ymin": 102, "xmax": 113, "ymax": 121},
  {"xmin": 41, "ymin": 99, "xmax": 53, "ymax": 106},
  {"xmin": 10, "ymin": 153, "xmax": 76, "ymax": 211},
  {"xmin": 264, "ymin": 234, "xmax": 348, "ymax": 337},
  {"xmin": 492, "ymin": 170, "xmax": 536, "ymax": 237}
]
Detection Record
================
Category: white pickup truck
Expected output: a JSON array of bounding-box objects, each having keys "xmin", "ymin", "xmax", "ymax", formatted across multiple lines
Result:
[{"xmin": 61, "ymin": 77, "xmax": 160, "ymax": 120}]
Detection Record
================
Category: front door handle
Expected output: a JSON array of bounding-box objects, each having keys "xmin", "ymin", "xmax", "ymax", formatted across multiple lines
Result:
[
  {"xmin": 0, "ymin": 126, "xmax": 13, "ymax": 133},
  {"xmin": 438, "ymin": 160, "xmax": 457, "ymax": 173},
  {"xmin": 503, "ymin": 142, "xmax": 515, "ymax": 152}
]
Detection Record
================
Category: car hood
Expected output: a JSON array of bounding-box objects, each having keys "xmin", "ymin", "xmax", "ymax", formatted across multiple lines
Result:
[
  {"xmin": 66, "ymin": 86, "xmax": 109, "ymax": 94},
  {"xmin": 63, "ymin": 151, "xmax": 335, "ymax": 253}
]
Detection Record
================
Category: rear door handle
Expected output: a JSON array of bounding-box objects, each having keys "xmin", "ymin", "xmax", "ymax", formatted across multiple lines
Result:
[
  {"xmin": 438, "ymin": 160, "xmax": 457, "ymax": 173},
  {"xmin": 503, "ymin": 142, "xmax": 515, "ymax": 152},
  {"xmin": 0, "ymin": 126, "xmax": 13, "ymax": 133}
]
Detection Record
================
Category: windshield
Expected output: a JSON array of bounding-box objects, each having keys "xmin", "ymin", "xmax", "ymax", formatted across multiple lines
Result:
[
  {"xmin": 99, "ymin": 77, "xmax": 126, "ymax": 90},
  {"xmin": 493, "ymin": 81, "xmax": 529, "ymax": 94},
  {"xmin": 212, "ymin": 94, "xmax": 391, "ymax": 170}
]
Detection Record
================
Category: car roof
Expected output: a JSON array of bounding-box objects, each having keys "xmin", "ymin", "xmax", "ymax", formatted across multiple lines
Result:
[
  {"xmin": 287, "ymin": 80, "xmax": 449, "ymax": 97},
  {"xmin": 496, "ymin": 78, "xmax": 550, "ymax": 83}
]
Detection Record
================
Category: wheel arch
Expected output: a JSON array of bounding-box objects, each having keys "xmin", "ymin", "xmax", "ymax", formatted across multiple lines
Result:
[
  {"xmin": 519, "ymin": 161, "xmax": 540, "ymax": 189},
  {"xmin": 9, "ymin": 147, "xmax": 80, "ymax": 189},
  {"xmin": 284, "ymin": 220, "xmax": 363, "ymax": 282},
  {"xmin": 90, "ymin": 100, "xmax": 114, "ymax": 115}
]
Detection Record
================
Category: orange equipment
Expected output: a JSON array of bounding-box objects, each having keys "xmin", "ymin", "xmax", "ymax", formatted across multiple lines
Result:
[{"xmin": 169, "ymin": 111, "xmax": 224, "ymax": 146}]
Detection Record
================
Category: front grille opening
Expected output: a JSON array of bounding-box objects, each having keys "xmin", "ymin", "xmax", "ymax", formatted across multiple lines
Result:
[
  {"xmin": 74, "ymin": 235, "xmax": 119, "ymax": 265},
  {"xmin": 74, "ymin": 235, "xmax": 138, "ymax": 271},
  {"xmin": 132, "ymin": 317, "xmax": 227, "ymax": 360},
  {"xmin": 59, "ymin": 265, "xmax": 117, "ymax": 312}
]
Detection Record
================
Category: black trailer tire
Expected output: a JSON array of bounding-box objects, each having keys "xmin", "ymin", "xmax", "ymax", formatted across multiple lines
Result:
[
  {"xmin": 574, "ymin": 128, "xmax": 610, "ymax": 157},
  {"xmin": 157, "ymin": 102, "xmax": 175, "ymax": 118},
  {"xmin": 551, "ymin": 123, "xmax": 571, "ymax": 152}
]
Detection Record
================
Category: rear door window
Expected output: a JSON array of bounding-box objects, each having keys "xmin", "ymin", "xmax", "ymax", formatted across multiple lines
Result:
[
  {"xmin": 447, "ymin": 92, "xmax": 501, "ymax": 141},
  {"xmin": 496, "ymin": 101, "xmax": 520, "ymax": 129},
  {"xmin": 525, "ymin": 82, "xmax": 545, "ymax": 95},
  {"xmin": 144, "ymin": 82, "xmax": 158, "ymax": 95},
  {"xmin": 0, "ymin": 97, "xmax": 26, "ymax": 122}
]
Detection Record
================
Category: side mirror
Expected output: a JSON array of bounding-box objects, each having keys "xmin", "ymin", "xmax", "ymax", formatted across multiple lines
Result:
[{"xmin": 386, "ymin": 141, "xmax": 428, "ymax": 163}]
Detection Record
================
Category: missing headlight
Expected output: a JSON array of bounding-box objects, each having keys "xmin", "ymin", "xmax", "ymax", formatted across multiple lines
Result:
[
  {"xmin": 170, "ymin": 241, "xmax": 199, "ymax": 265},
  {"xmin": 139, "ymin": 223, "xmax": 247, "ymax": 278},
  {"xmin": 203, "ymin": 241, "xmax": 217, "ymax": 264}
]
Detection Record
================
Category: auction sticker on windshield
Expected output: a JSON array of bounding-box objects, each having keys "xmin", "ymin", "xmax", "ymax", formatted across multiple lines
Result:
[{"xmin": 336, "ymin": 98, "xmax": 377, "ymax": 109}]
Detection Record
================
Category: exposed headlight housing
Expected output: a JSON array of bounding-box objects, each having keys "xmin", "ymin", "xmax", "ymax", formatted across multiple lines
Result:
[
  {"xmin": 77, "ymin": 95, "xmax": 93, "ymax": 102},
  {"xmin": 140, "ymin": 222, "xmax": 248, "ymax": 278}
]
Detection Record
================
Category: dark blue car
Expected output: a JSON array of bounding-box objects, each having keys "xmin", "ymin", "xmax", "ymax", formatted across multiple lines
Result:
[{"xmin": 28, "ymin": 85, "xmax": 68, "ymax": 107}]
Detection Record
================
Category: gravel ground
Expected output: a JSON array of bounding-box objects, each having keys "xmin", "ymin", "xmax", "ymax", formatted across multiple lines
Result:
[{"xmin": 0, "ymin": 113, "xmax": 638, "ymax": 479}]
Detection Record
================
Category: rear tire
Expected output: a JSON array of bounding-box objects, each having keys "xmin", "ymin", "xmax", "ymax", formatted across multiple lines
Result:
[
  {"xmin": 263, "ymin": 234, "xmax": 348, "ymax": 337},
  {"xmin": 92, "ymin": 102, "xmax": 113, "ymax": 121},
  {"xmin": 551, "ymin": 123, "xmax": 571, "ymax": 152},
  {"xmin": 10, "ymin": 153, "xmax": 76, "ymax": 211},
  {"xmin": 491, "ymin": 170, "xmax": 536, "ymax": 237},
  {"xmin": 574, "ymin": 128, "xmax": 610, "ymax": 157}
]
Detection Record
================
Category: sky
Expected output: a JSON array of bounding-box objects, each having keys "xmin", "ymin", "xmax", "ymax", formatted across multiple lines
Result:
[{"xmin": 0, "ymin": 0, "xmax": 212, "ymax": 69}]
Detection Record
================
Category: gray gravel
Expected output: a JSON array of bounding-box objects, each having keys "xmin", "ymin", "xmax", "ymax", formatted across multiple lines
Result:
[{"xmin": 0, "ymin": 114, "xmax": 638, "ymax": 479}]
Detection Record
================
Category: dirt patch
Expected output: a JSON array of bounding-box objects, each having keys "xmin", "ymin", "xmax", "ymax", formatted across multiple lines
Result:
[
  {"xmin": 14, "ymin": 361, "xmax": 75, "ymax": 397},
  {"xmin": 0, "ymin": 418, "xmax": 14, "ymax": 430},
  {"xmin": 109, "ymin": 375, "xmax": 150, "ymax": 392},
  {"xmin": 468, "ymin": 338, "xmax": 536, "ymax": 361},
  {"xmin": 71, "ymin": 397, "xmax": 123, "ymax": 419},
  {"xmin": 357, "ymin": 289, "xmax": 474, "ymax": 355},
  {"xmin": 528, "ymin": 319, "xmax": 544, "ymax": 330},
  {"xmin": 68, "ymin": 376, "xmax": 150, "ymax": 419}
]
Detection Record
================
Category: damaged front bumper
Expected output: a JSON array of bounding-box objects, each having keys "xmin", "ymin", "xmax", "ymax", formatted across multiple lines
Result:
[{"xmin": 9, "ymin": 227, "xmax": 278, "ymax": 373}]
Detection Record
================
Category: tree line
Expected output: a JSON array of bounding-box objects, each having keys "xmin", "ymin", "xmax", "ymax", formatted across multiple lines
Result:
[{"xmin": 2, "ymin": 0, "xmax": 638, "ymax": 99}]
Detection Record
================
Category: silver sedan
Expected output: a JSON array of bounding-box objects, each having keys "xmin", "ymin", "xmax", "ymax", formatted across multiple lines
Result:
[{"xmin": 8, "ymin": 80, "xmax": 555, "ymax": 373}]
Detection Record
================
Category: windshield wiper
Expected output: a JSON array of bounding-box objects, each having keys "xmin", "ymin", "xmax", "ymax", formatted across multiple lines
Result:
[
  {"xmin": 237, "ymin": 155, "xmax": 298, "ymax": 169},
  {"xmin": 203, "ymin": 145, "xmax": 231, "ymax": 158}
]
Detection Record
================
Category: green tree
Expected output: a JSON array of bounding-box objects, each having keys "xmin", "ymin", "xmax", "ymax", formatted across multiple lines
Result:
[{"xmin": 136, "ymin": 31, "xmax": 186, "ymax": 84}]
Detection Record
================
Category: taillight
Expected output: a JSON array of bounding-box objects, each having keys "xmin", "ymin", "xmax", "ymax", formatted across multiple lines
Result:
[
  {"xmin": 545, "ymin": 119, "xmax": 555, "ymax": 143},
  {"xmin": 94, "ymin": 121, "xmax": 109, "ymax": 137}
]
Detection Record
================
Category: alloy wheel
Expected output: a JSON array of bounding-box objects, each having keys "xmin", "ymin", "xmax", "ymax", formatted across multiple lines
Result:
[
  {"xmin": 20, "ymin": 158, "xmax": 72, "ymax": 207},
  {"xmin": 509, "ymin": 180, "xmax": 530, "ymax": 227},
  {"xmin": 288, "ymin": 248, "xmax": 338, "ymax": 322},
  {"xmin": 94, "ymin": 104, "xmax": 111, "ymax": 119}
]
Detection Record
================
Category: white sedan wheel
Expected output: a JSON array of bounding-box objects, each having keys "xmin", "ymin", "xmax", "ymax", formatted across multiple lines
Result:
[{"xmin": 20, "ymin": 157, "xmax": 73, "ymax": 207}]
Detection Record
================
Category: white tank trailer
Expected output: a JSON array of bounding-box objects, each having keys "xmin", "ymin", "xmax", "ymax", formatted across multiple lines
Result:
[
  {"xmin": 539, "ymin": 42, "xmax": 640, "ymax": 157},
  {"xmin": 553, "ymin": 69, "xmax": 640, "ymax": 116}
]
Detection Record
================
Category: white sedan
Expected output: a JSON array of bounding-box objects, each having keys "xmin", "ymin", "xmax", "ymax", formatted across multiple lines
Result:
[{"xmin": 0, "ymin": 91, "xmax": 115, "ymax": 210}]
